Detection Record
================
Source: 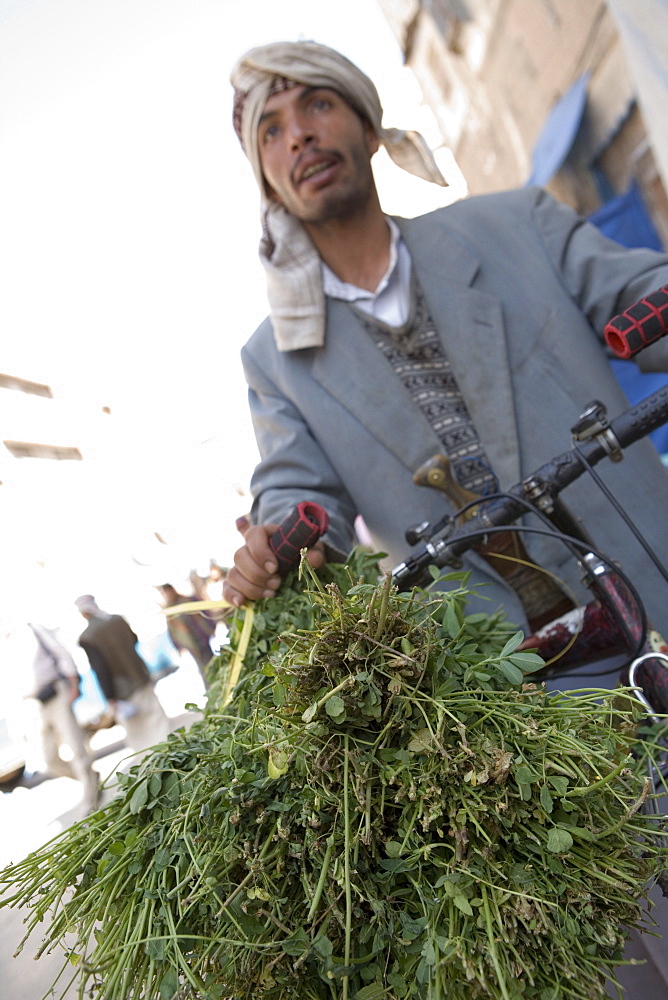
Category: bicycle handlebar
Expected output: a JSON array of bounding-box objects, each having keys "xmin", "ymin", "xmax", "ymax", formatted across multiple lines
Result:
[
  {"xmin": 604, "ymin": 285, "xmax": 668, "ymax": 358},
  {"xmin": 269, "ymin": 501, "xmax": 329, "ymax": 575},
  {"xmin": 393, "ymin": 384, "xmax": 668, "ymax": 587},
  {"xmin": 266, "ymin": 361, "xmax": 668, "ymax": 587}
]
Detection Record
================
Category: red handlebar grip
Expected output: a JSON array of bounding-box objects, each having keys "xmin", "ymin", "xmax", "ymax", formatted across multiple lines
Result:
[
  {"xmin": 268, "ymin": 502, "xmax": 329, "ymax": 575},
  {"xmin": 604, "ymin": 285, "xmax": 668, "ymax": 359}
]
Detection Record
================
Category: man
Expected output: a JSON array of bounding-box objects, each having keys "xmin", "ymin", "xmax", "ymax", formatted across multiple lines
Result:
[
  {"xmin": 28, "ymin": 622, "xmax": 99, "ymax": 813},
  {"xmin": 158, "ymin": 583, "xmax": 216, "ymax": 686},
  {"xmin": 224, "ymin": 39, "xmax": 668, "ymax": 637},
  {"xmin": 75, "ymin": 595, "xmax": 170, "ymax": 757}
]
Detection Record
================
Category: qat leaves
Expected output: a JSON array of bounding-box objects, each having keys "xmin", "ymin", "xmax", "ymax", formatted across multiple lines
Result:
[
  {"xmin": 1, "ymin": 550, "xmax": 666, "ymax": 1000},
  {"xmin": 547, "ymin": 827, "xmax": 574, "ymax": 854}
]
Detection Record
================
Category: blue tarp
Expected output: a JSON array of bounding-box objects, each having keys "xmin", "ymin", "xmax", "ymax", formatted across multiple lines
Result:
[
  {"xmin": 589, "ymin": 180, "xmax": 663, "ymax": 251},
  {"xmin": 526, "ymin": 74, "xmax": 590, "ymax": 187}
]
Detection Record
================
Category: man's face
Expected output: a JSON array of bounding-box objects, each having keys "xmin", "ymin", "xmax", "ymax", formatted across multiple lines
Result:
[{"xmin": 257, "ymin": 85, "xmax": 379, "ymax": 225}]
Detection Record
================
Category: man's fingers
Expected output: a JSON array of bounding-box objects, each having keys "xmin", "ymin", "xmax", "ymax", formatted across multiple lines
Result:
[
  {"xmin": 224, "ymin": 522, "xmax": 327, "ymax": 607},
  {"xmin": 243, "ymin": 523, "xmax": 280, "ymax": 576},
  {"xmin": 223, "ymin": 523, "xmax": 283, "ymax": 607},
  {"xmin": 235, "ymin": 515, "xmax": 251, "ymax": 538},
  {"xmin": 223, "ymin": 567, "xmax": 280, "ymax": 607},
  {"xmin": 305, "ymin": 540, "xmax": 327, "ymax": 569}
]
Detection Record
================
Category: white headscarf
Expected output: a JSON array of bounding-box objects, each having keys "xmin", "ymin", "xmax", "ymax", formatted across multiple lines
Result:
[{"xmin": 231, "ymin": 40, "xmax": 447, "ymax": 351}]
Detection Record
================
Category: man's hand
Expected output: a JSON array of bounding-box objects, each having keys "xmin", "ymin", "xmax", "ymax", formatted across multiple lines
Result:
[{"xmin": 223, "ymin": 517, "xmax": 327, "ymax": 607}]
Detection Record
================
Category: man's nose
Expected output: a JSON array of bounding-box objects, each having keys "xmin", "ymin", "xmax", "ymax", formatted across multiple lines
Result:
[{"xmin": 287, "ymin": 113, "xmax": 315, "ymax": 150}]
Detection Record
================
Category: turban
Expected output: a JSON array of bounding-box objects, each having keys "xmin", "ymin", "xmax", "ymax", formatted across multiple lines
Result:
[
  {"xmin": 230, "ymin": 40, "xmax": 447, "ymax": 351},
  {"xmin": 75, "ymin": 595, "xmax": 111, "ymax": 619}
]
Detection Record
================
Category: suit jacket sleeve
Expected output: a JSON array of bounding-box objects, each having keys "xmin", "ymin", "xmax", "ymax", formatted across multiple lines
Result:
[
  {"xmin": 530, "ymin": 187, "xmax": 668, "ymax": 371},
  {"xmin": 242, "ymin": 344, "xmax": 358, "ymax": 559}
]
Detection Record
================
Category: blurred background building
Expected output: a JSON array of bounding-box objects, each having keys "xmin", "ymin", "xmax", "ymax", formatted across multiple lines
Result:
[
  {"xmin": 376, "ymin": 0, "xmax": 668, "ymax": 460},
  {"xmin": 377, "ymin": 0, "xmax": 668, "ymax": 244}
]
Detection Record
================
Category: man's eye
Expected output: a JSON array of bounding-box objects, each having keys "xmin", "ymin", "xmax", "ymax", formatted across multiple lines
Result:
[
  {"xmin": 261, "ymin": 124, "xmax": 279, "ymax": 143},
  {"xmin": 311, "ymin": 97, "xmax": 332, "ymax": 111}
]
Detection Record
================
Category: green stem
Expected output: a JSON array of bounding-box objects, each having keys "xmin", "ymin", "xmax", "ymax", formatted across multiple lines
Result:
[
  {"xmin": 220, "ymin": 820, "xmax": 278, "ymax": 912},
  {"xmin": 562, "ymin": 755, "xmax": 632, "ymax": 798},
  {"xmin": 373, "ymin": 572, "xmax": 393, "ymax": 640},
  {"xmin": 480, "ymin": 882, "xmax": 511, "ymax": 1000},
  {"xmin": 343, "ymin": 734, "xmax": 352, "ymax": 1000},
  {"xmin": 306, "ymin": 837, "xmax": 335, "ymax": 925},
  {"xmin": 163, "ymin": 896, "xmax": 208, "ymax": 995},
  {"xmin": 306, "ymin": 675, "xmax": 354, "ymax": 719},
  {"xmin": 594, "ymin": 779, "xmax": 651, "ymax": 839},
  {"xmin": 399, "ymin": 805, "xmax": 420, "ymax": 854},
  {"xmin": 364, "ymin": 779, "xmax": 372, "ymax": 845}
]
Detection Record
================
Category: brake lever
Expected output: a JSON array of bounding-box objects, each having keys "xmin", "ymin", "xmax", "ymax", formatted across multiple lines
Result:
[
  {"xmin": 392, "ymin": 492, "xmax": 527, "ymax": 589},
  {"xmin": 392, "ymin": 516, "xmax": 462, "ymax": 588}
]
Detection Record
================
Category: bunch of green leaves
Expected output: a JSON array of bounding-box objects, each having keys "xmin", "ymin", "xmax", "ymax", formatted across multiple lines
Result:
[
  {"xmin": 1, "ymin": 555, "xmax": 666, "ymax": 1000},
  {"xmin": 204, "ymin": 546, "xmax": 384, "ymax": 714}
]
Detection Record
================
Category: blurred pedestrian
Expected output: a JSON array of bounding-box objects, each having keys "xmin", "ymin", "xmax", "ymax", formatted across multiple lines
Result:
[
  {"xmin": 27, "ymin": 622, "xmax": 99, "ymax": 813},
  {"xmin": 204, "ymin": 561, "xmax": 227, "ymax": 602},
  {"xmin": 188, "ymin": 561, "xmax": 227, "ymax": 604},
  {"xmin": 75, "ymin": 595, "xmax": 170, "ymax": 759},
  {"xmin": 158, "ymin": 583, "xmax": 216, "ymax": 687}
]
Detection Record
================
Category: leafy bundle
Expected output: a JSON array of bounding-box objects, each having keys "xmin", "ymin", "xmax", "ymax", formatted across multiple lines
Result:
[{"xmin": 1, "ymin": 553, "xmax": 667, "ymax": 1000}]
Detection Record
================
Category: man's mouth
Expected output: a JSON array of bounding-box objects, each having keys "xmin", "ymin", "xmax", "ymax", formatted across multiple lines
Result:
[
  {"xmin": 295, "ymin": 153, "xmax": 340, "ymax": 186},
  {"xmin": 301, "ymin": 161, "xmax": 333, "ymax": 181}
]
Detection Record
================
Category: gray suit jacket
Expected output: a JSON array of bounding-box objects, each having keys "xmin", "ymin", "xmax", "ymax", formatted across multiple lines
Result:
[{"xmin": 242, "ymin": 187, "xmax": 668, "ymax": 630}]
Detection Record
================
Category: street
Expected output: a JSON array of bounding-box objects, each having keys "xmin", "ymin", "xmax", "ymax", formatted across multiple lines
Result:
[
  {"xmin": 0, "ymin": 664, "xmax": 205, "ymax": 999},
  {"xmin": 2, "ymin": 663, "xmax": 667, "ymax": 1000}
]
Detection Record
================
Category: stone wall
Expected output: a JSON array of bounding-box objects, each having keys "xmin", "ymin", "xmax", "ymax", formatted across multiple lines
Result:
[{"xmin": 378, "ymin": 0, "xmax": 668, "ymax": 244}]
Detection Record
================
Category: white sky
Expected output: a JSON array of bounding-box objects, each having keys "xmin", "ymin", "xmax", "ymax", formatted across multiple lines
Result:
[{"xmin": 0, "ymin": 0, "xmax": 463, "ymax": 648}]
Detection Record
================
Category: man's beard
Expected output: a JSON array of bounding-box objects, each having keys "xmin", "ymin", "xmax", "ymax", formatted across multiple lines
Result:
[
  {"xmin": 288, "ymin": 143, "xmax": 376, "ymax": 226},
  {"xmin": 301, "ymin": 177, "xmax": 373, "ymax": 226}
]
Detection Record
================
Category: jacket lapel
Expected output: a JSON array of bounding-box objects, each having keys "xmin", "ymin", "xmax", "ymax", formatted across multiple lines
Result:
[
  {"xmin": 399, "ymin": 213, "xmax": 522, "ymax": 488},
  {"xmin": 311, "ymin": 298, "xmax": 444, "ymax": 473},
  {"xmin": 309, "ymin": 209, "xmax": 521, "ymax": 490}
]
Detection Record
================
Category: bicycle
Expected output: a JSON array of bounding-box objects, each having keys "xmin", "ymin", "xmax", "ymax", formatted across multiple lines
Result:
[
  {"xmin": 390, "ymin": 371, "xmax": 668, "ymax": 720},
  {"xmin": 275, "ymin": 316, "xmax": 668, "ymax": 719},
  {"xmin": 391, "ymin": 285, "xmax": 668, "ymax": 705}
]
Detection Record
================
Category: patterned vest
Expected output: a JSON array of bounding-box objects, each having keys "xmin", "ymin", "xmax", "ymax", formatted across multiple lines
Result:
[
  {"xmin": 353, "ymin": 279, "xmax": 573, "ymax": 629},
  {"xmin": 353, "ymin": 278, "xmax": 497, "ymax": 496}
]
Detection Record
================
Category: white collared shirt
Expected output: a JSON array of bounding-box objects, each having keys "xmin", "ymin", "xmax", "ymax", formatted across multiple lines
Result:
[{"xmin": 321, "ymin": 217, "xmax": 412, "ymax": 328}]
